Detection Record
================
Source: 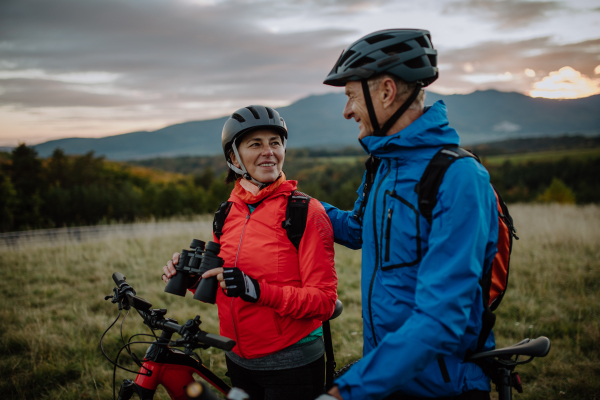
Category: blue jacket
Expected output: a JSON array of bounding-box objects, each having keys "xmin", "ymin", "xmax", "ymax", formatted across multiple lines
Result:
[{"xmin": 322, "ymin": 101, "xmax": 499, "ymax": 399}]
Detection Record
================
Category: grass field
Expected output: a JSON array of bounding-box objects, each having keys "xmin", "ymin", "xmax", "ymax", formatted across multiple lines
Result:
[
  {"xmin": 0, "ymin": 204, "xmax": 599, "ymax": 399},
  {"xmin": 482, "ymin": 147, "xmax": 600, "ymax": 166}
]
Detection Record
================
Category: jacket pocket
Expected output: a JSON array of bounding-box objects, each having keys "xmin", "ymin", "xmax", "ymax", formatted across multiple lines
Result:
[
  {"xmin": 272, "ymin": 309, "xmax": 283, "ymax": 336},
  {"xmin": 381, "ymin": 190, "xmax": 422, "ymax": 270}
]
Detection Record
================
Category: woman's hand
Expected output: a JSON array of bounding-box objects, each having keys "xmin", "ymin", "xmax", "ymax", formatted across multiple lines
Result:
[
  {"xmin": 202, "ymin": 267, "xmax": 225, "ymax": 288},
  {"xmin": 203, "ymin": 267, "xmax": 260, "ymax": 303},
  {"xmin": 162, "ymin": 252, "xmax": 180, "ymax": 283}
]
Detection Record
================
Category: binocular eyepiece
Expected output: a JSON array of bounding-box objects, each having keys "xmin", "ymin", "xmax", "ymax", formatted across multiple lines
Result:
[{"xmin": 164, "ymin": 239, "xmax": 224, "ymax": 304}]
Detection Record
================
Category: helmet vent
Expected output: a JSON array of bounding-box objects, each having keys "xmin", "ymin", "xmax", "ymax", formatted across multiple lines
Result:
[
  {"xmin": 265, "ymin": 107, "xmax": 274, "ymax": 119},
  {"xmin": 245, "ymin": 106, "xmax": 260, "ymax": 119},
  {"xmin": 382, "ymin": 42, "xmax": 412, "ymax": 56},
  {"xmin": 427, "ymin": 54, "xmax": 436, "ymax": 67},
  {"xmin": 232, "ymin": 113, "xmax": 246, "ymax": 123},
  {"xmin": 350, "ymin": 56, "xmax": 375, "ymax": 69},
  {"xmin": 339, "ymin": 50, "xmax": 356, "ymax": 67},
  {"xmin": 405, "ymin": 57, "xmax": 424, "ymax": 69},
  {"xmin": 365, "ymin": 34, "xmax": 393, "ymax": 45},
  {"xmin": 415, "ymin": 36, "xmax": 430, "ymax": 49}
]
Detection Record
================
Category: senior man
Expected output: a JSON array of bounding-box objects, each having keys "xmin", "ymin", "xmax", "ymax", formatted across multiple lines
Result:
[{"xmin": 319, "ymin": 29, "xmax": 499, "ymax": 400}]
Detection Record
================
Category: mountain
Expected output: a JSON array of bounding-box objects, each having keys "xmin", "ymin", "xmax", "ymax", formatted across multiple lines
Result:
[{"xmin": 33, "ymin": 90, "xmax": 600, "ymax": 160}]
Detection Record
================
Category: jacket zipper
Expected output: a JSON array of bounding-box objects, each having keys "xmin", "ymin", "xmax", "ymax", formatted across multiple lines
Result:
[
  {"xmin": 231, "ymin": 213, "xmax": 250, "ymax": 358},
  {"xmin": 385, "ymin": 208, "xmax": 393, "ymax": 262},
  {"xmin": 368, "ymin": 160, "xmax": 391, "ymax": 347}
]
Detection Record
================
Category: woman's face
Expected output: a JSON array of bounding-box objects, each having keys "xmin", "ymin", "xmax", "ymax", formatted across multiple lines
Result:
[{"xmin": 231, "ymin": 129, "xmax": 285, "ymax": 184}]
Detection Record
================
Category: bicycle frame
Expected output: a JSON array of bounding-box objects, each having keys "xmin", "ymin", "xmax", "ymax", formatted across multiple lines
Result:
[
  {"xmin": 103, "ymin": 272, "xmax": 234, "ymax": 400},
  {"xmin": 116, "ymin": 330, "xmax": 231, "ymax": 400}
]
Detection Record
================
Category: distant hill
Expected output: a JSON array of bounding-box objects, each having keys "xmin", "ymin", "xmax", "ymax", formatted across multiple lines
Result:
[{"xmin": 33, "ymin": 90, "xmax": 600, "ymax": 160}]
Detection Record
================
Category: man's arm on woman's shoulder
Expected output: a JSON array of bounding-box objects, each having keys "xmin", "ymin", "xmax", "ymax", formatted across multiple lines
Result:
[{"xmin": 318, "ymin": 172, "xmax": 366, "ymax": 250}]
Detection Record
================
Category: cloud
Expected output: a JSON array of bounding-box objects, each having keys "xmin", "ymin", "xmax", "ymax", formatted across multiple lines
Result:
[
  {"xmin": 530, "ymin": 66, "xmax": 600, "ymax": 98},
  {"xmin": 433, "ymin": 36, "xmax": 600, "ymax": 94},
  {"xmin": 443, "ymin": 0, "xmax": 562, "ymax": 29},
  {"xmin": 0, "ymin": 0, "xmax": 354, "ymax": 110}
]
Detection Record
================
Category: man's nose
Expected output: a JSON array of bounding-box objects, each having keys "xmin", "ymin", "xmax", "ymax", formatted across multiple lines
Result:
[{"xmin": 343, "ymin": 101, "xmax": 353, "ymax": 120}]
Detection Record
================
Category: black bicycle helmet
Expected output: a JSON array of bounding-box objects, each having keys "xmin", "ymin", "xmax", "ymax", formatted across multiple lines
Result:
[
  {"xmin": 324, "ymin": 29, "xmax": 438, "ymax": 87},
  {"xmin": 221, "ymin": 105, "xmax": 287, "ymax": 187},
  {"xmin": 324, "ymin": 29, "xmax": 438, "ymax": 137}
]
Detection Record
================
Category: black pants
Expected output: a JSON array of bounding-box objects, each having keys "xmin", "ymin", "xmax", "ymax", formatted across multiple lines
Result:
[
  {"xmin": 225, "ymin": 355, "xmax": 325, "ymax": 400},
  {"xmin": 384, "ymin": 390, "xmax": 490, "ymax": 400}
]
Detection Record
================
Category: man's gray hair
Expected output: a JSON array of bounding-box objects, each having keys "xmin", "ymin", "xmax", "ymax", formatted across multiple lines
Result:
[{"xmin": 367, "ymin": 73, "xmax": 425, "ymax": 110}]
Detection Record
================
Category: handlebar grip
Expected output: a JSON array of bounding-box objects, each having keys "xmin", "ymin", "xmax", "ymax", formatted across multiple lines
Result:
[
  {"xmin": 112, "ymin": 272, "xmax": 127, "ymax": 287},
  {"xmin": 197, "ymin": 331, "xmax": 236, "ymax": 351}
]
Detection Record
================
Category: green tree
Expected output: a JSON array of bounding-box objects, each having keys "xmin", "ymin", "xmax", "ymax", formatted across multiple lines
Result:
[
  {"xmin": 10, "ymin": 144, "xmax": 44, "ymax": 230},
  {"xmin": 537, "ymin": 178, "xmax": 576, "ymax": 204},
  {"xmin": 0, "ymin": 175, "xmax": 17, "ymax": 232}
]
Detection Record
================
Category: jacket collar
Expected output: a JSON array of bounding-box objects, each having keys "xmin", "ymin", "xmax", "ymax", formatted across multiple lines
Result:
[
  {"xmin": 359, "ymin": 100, "xmax": 460, "ymax": 158},
  {"xmin": 229, "ymin": 173, "xmax": 297, "ymax": 205}
]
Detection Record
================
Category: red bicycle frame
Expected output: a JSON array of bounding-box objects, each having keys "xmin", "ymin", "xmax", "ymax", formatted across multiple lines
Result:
[{"xmin": 117, "ymin": 330, "xmax": 230, "ymax": 399}]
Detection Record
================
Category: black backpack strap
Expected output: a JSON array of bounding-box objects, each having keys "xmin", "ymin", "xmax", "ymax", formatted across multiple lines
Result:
[
  {"xmin": 323, "ymin": 320, "xmax": 336, "ymax": 390},
  {"xmin": 355, "ymin": 154, "xmax": 382, "ymax": 223},
  {"xmin": 417, "ymin": 146, "xmax": 475, "ymax": 225},
  {"xmin": 281, "ymin": 190, "xmax": 311, "ymax": 250},
  {"xmin": 213, "ymin": 201, "xmax": 233, "ymax": 239},
  {"xmin": 417, "ymin": 146, "xmax": 497, "ymax": 362}
]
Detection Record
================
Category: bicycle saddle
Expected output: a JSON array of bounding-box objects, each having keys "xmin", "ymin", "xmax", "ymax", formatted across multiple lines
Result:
[
  {"xmin": 467, "ymin": 336, "xmax": 551, "ymax": 361},
  {"xmin": 329, "ymin": 300, "xmax": 343, "ymax": 321}
]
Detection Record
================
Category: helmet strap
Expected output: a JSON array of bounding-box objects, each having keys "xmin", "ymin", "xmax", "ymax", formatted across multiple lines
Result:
[
  {"xmin": 361, "ymin": 80, "xmax": 381, "ymax": 134},
  {"xmin": 361, "ymin": 80, "xmax": 422, "ymax": 137}
]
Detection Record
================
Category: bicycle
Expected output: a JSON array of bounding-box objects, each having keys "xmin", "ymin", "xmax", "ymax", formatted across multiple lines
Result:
[
  {"xmin": 101, "ymin": 272, "xmax": 344, "ymax": 400},
  {"xmin": 330, "ymin": 337, "xmax": 551, "ymax": 400},
  {"xmin": 101, "ymin": 272, "xmax": 241, "ymax": 400}
]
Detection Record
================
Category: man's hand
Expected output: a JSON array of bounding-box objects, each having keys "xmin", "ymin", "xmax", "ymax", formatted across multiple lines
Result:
[
  {"xmin": 162, "ymin": 252, "xmax": 180, "ymax": 283},
  {"xmin": 327, "ymin": 386, "xmax": 344, "ymax": 400}
]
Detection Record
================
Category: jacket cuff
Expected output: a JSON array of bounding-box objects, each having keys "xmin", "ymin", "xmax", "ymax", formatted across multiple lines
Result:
[{"xmin": 257, "ymin": 281, "xmax": 284, "ymax": 310}]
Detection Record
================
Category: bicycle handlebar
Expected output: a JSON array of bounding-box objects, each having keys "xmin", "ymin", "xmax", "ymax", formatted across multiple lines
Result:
[{"xmin": 109, "ymin": 272, "xmax": 235, "ymax": 351}]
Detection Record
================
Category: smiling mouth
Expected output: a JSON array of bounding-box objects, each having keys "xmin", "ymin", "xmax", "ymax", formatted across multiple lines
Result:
[{"xmin": 259, "ymin": 163, "xmax": 276, "ymax": 167}]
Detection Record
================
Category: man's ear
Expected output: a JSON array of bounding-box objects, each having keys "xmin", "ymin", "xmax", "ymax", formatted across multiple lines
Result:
[{"xmin": 379, "ymin": 77, "xmax": 397, "ymax": 109}]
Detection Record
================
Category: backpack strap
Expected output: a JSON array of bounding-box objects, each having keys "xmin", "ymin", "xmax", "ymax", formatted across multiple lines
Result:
[
  {"xmin": 281, "ymin": 190, "xmax": 311, "ymax": 250},
  {"xmin": 417, "ymin": 146, "xmax": 476, "ymax": 225},
  {"xmin": 213, "ymin": 201, "xmax": 233, "ymax": 239},
  {"xmin": 416, "ymin": 146, "xmax": 496, "ymax": 362},
  {"xmin": 355, "ymin": 154, "xmax": 382, "ymax": 223}
]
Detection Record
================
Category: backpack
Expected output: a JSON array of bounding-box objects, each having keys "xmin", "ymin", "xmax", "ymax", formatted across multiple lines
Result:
[
  {"xmin": 212, "ymin": 190, "xmax": 338, "ymax": 388},
  {"xmin": 359, "ymin": 146, "xmax": 518, "ymax": 357},
  {"xmin": 417, "ymin": 146, "xmax": 518, "ymax": 357},
  {"xmin": 212, "ymin": 190, "xmax": 311, "ymax": 250}
]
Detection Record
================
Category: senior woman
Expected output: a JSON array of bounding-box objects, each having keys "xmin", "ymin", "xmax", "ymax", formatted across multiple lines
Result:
[{"xmin": 162, "ymin": 105, "xmax": 338, "ymax": 400}]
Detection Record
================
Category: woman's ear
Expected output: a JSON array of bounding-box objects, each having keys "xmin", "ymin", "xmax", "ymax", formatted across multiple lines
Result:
[{"xmin": 229, "ymin": 151, "xmax": 241, "ymax": 169}]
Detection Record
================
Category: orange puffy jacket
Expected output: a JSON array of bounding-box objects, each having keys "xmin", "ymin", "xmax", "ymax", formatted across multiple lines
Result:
[{"xmin": 210, "ymin": 177, "xmax": 337, "ymax": 359}]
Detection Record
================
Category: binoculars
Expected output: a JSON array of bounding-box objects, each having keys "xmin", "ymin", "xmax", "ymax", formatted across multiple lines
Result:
[{"xmin": 164, "ymin": 239, "xmax": 224, "ymax": 304}]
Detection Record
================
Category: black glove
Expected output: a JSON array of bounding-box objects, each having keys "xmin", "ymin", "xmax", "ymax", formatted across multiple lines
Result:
[{"xmin": 223, "ymin": 268, "xmax": 260, "ymax": 303}]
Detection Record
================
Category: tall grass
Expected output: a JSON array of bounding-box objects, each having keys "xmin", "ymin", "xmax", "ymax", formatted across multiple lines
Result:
[{"xmin": 0, "ymin": 205, "xmax": 598, "ymax": 399}]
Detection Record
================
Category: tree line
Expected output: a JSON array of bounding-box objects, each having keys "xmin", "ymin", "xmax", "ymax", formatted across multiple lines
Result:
[{"xmin": 0, "ymin": 144, "xmax": 598, "ymax": 232}]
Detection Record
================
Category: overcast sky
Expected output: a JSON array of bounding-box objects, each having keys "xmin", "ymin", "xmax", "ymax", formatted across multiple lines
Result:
[{"xmin": 1, "ymin": 0, "xmax": 599, "ymax": 146}]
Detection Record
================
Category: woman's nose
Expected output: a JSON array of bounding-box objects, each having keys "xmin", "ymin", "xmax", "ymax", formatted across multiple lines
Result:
[{"xmin": 262, "ymin": 146, "xmax": 274, "ymax": 156}]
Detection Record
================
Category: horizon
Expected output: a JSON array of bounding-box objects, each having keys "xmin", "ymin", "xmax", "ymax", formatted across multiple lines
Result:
[
  {"xmin": 2, "ymin": 88, "xmax": 599, "ymax": 149},
  {"xmin": 1, "ymin": 0, "xmax": 599, "ymax": 147}
]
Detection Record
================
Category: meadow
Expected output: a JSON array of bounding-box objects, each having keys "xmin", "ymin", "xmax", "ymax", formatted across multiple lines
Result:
[{"xmin": 0, "ymin": 204, "xmax": 598, "ymax": 399}]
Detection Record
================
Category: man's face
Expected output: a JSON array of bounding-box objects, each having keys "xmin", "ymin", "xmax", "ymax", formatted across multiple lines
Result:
[{"xmin": 343, "ymin": 81, "xmax": 374, "ymax": 139}]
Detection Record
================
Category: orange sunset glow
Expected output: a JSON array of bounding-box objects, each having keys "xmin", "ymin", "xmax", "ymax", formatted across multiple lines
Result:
[{"xmin": 529, "ymin": 66, "xmax": 600, "ymax": 99}]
